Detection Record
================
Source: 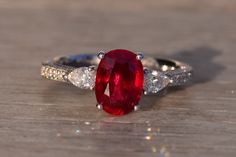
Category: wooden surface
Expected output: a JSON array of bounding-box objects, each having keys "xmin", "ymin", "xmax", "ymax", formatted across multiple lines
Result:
[{"xmin": 0, "ymin": 1, "xmax": 236, "ymax": 157}]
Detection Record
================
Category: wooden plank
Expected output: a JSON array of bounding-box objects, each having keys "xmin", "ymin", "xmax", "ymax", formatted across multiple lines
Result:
[{"xmin": 0, "ymin": 1, "xmax": 235, "ymax": 157}]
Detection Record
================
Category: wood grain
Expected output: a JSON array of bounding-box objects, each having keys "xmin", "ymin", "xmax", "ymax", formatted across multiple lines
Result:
[{"xmin": 0, "ymin": 1, "xmax": 235, "ymax": 157}]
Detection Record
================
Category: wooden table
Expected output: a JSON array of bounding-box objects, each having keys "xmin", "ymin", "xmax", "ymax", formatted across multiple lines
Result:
[{"xmin": 0, "ymin": 1, "xmax": 235, "ymax": 157}]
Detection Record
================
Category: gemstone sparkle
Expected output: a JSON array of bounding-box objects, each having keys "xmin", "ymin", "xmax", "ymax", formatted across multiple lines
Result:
[
  {"xmin": 68, "ymin": 67, "xmax": 96, "ymax": 89},
  {"xmin": 95, "ymin": 49, "xmax": 144, "ymax": 115}
]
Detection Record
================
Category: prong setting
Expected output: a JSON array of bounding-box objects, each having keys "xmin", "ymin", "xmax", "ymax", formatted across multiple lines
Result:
[
  {"xmin": 97, "ymin": 51, "xmax": 105, "ymax": 59},
  {"xmin": 144, "ymin": 68, "xmax": 149, "ymax": 74},
  {"xmin": 97, "ymin": 104, "xmax": 103, "ymax": 110},
  {"xmin": 136, "ymin": 53, "xmax": 144, "ymax": 60},
  {"xmin": 134, "ymin": 105, "xmax": 140, "ymax": 111}
]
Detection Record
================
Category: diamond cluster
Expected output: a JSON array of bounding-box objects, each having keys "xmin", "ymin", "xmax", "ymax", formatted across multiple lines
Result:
[
  {"xmin": 41, "ymin": 66, "xmax": 68, "ymax": 82},
  {"xmin": 66, "ymin": 66, "xmax": 171, "ymax": 94},
  {"xmin": 144, "ymin": 69, "xmax": 170, "ymax": 94},
  {"xmin": 166, "ymin": 70, "xmax": 192, "ymax": 86},
  {"xmin": 68, "ymin": 67, "xmax": 96, "ymax": 90}
]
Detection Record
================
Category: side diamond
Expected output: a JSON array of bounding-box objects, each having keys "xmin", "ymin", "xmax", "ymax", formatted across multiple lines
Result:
[
  {"xmin": 68, "ymin": 67, "xmax": 96, "ymax": 90},
  {"xmin": 144, "ymin": 69, "xmax": 170, "ymax": 94}
]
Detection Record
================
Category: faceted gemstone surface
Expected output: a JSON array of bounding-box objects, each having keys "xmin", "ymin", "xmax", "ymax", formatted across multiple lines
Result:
[
  {"xmin": 68, "ymin": 67, "xmax": 95, "ymax": 90},
  {"xmin": 95, "ymin": 49, "xmax": 144, "ymax": 115},
  {"xmin": 144, "ymin": 69, "xmax": 170, "ymax": 94}
]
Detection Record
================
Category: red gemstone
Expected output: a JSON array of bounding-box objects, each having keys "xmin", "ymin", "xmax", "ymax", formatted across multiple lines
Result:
[{"xmin": 95, "ymin": 49, "xmax": 144, "ymax": 115}]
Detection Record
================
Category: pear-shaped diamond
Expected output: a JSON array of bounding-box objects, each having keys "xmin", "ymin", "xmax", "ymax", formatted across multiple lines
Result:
[
  {"xmin": 68, "ymin": 67, "xmax": 96, "ymax": 89},
  {"xmin": 144, "ymin": 69, "xmax": 170, "ymax": 94}
]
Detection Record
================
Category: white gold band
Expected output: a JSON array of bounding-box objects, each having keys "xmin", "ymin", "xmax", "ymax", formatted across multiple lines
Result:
[{"xmin": 41, "ymin": 54, "xmax": 193, "ymax": 94}]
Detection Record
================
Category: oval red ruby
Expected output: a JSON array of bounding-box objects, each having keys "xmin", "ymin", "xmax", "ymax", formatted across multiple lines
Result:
[{"xmin": 95, "ymin": 49, "xmax": 144, "ymax": 115}]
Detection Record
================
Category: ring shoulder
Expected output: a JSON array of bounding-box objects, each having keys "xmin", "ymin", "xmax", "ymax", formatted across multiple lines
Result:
[
  {"xmin": 143, "ymin": 68, "xmax": 170, "ymax": 95},
  {"xmin": 41, "ymin": 62, "xmax": 74, "ymax": 83},
  {"xmin": 164, "ymin": 63, "xmax": 193, "ymax": 86}
]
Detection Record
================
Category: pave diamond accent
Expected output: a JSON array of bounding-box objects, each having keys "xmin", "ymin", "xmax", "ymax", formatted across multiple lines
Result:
[
  {"xmin": 41, "ymin": 66, "xmax": 68, "ymax": 82},
  {"xmin": 166, "ymin": 69, "xmax": 192, "ymax": 86},
  {"xmin": 68, "ymin": 67, "xmax": 96, "ymax": 89},
  {"xmin": 144, "ymin": 69, "xmax": 170, "ymax": 94}
]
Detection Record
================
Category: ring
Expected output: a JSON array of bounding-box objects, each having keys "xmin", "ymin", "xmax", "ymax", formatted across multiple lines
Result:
[{"xmin": 41, "ymin": 49, "xmax": 193, "ymax": 116}]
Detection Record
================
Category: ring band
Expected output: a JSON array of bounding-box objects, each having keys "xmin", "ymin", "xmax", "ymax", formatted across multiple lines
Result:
[{"xmin": 41, "ymin": 49, "xmax": 193, "ymax": 115}]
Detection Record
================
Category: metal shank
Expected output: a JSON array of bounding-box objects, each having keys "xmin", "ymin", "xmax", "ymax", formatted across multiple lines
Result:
[{"xmin": 41, "ymin": 54, "xmax": 193, "ymax": 91}]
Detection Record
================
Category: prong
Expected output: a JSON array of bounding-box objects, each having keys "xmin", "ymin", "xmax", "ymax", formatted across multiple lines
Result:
[
  {"xmin": 136, "ymin": 53, "xmax": 144, "ymax": 60},
  {"xmin": 97, "ymin": 51, "xmax": 105, "ymax": 59},
  {"xmin": 143, "ymin": 68, "xmax": 149, "ymax": 74},
  {"xmin": 96, "ymin": 104, "xmax": 103, "ymax": 110},
  {"xmin": 134, "ymin": 105, "xmax": 140, "ymax": 111}
]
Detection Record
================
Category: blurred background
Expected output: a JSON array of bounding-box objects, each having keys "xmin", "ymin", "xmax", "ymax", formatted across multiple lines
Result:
[
  {"xmin": 0, "ymin": 0, "xmax": 235, "ymax": 54},
  {"xmin": 0, "ymin": 0, "xmax": 236, "ymax": 157}
]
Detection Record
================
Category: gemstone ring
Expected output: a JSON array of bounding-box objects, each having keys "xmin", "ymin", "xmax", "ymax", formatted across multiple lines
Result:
[{"xmin": 41, "ymin": 49, "xmax": 193, "ymax": 116}]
